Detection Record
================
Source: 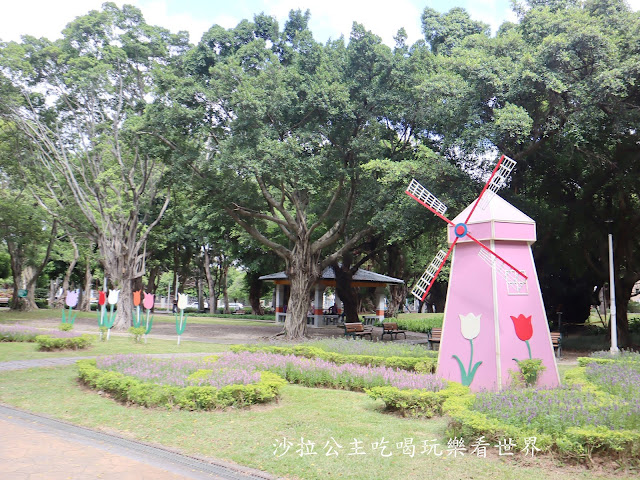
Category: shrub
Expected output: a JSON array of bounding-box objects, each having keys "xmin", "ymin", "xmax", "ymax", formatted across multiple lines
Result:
[
  {"xmin": 446, "ymin": 364, "xmax": 640, "ymax": 463},
  {"xmin": 128, "ymin": 326, "xmax": 146, "ymax": 343},
  {"xmin": 58, "ymin": 323, "xmax": 74, "ymax": 332},
  {"xmin": 366, "ymin": 382, "xmax": 468, "ymax": 417},
  {"xmin": 394, "ymin": 315, "xmax": 444, "ymax": 334},
  {"xmin": 77, "ymin": 359, "xmax": 286, "ymax": 410},
  {"xmin": 35, "ymin": 334, "xmax": 93, "ymax": 351},
  {"xmin": 510, "ymin": 358, "xmax": 546, "ymax": 387}
]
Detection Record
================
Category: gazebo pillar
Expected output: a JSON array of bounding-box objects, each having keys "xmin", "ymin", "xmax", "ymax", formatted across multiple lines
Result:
[
  {"xmin": 313, "ymin": 284, "xmax": 325, "ymax": 328},
  {"xmin": 275, "ymin": 283, "xmax": 285, "ymax": 323},
  {"xmin": 335, "ymin": 292, "xmax": 343, "ymax": 315},
  {"xmin": 375, "ymin": 287, "xmax": 386, "ymax": 323}
]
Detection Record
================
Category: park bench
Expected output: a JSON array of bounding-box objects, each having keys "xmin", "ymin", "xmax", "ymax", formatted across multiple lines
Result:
[
  {"xmin": 428, "ymin": 327, "xmax": 442, "ymax": 350},
  {"xmin": 381, "ymin": 322, "xmax": 407, "ymax": 341},
  {"xmin": 550, "ymin": 331, "xmax": 562, "ymax": 358},
  {"xmin": 344, "ymin": 322, "xmax": 373, "ymax": 340}
]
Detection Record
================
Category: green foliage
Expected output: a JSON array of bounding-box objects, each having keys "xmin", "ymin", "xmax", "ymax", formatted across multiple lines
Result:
[
  {"xmin": 447, "ymin": 364, "xmax": 640, "ymax": 464},
  {"xmin": 35, "ymin": 334, "xmax": 93, "ymax": 351},
  {"xmin": 58, "ymin": 323, "xmax": 73, "ymax": 332},
  {"xmin": 366, "ymin": 382, "xmax": 468, "ymax": 417},
  {"xmin": 394, "ymin": 315, "xmax": 444, "ymax": 334},
  {"xmin": 230, "ymin": 344, "xmax": 437, "ymax": 373},
  {"xmin": 510, "ymin": 358, "xmax": 546, "ymax": 387},
  {"xmin": 128, "ymin": 326, "xmax": 146, "ymax": 343},
  {"xmin": 77, "ymin": 360, "xmax": 285, "ymax": 410}
]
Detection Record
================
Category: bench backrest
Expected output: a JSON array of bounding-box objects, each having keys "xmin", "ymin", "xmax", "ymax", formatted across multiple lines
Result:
[
  {"xmin": 430, "ymin": 327, "xmax": 442, "ymax": 339},
  {"xmin": 383, "ymin": 323, "xmax": 398, "ymax": 331},
  {"xmin": 549, "ymin": 331, "xmax": 562, "ymax": 343},
  {"xmin": 345, "ymin": 323, "xmax": 364, "ymax": 333}
]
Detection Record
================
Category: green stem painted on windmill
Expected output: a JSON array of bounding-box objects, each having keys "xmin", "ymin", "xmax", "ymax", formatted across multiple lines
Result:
[
  {"xmin": 453, "ymin": 338, "xmax": 482, "ymax": 387},
  {"xmin": 525, "ymin": 340, "xmax": 532, "ymax": 359}
]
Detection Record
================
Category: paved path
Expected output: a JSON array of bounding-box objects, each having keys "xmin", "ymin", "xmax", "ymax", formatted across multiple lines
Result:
[{"xmin": 0, "ymin": 404, "xmax": 275, "ymax": 480}]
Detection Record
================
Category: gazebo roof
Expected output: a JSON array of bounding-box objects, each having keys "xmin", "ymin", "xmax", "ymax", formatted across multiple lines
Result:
[{"xmin": 259, "ymin": 267, "xmax": 404, "ymax": 286}]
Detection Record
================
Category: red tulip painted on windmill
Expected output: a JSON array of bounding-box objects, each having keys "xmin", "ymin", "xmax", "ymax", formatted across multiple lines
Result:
[{"xmin": 511, "ymin": 314, "xmax": 533, "ymax": 359}]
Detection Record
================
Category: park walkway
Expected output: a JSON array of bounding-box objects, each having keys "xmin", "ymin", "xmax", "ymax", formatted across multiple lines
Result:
[{"xmin": 0, "ymin": 354, "xmax": 276, "ymax": 480}]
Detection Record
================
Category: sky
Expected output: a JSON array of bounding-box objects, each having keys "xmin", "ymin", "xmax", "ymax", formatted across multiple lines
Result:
[{"xmin": 2, "ymin": 0, "xmax": 639, "ymax": 47}]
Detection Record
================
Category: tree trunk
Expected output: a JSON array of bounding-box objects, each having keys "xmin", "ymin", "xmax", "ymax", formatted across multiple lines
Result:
[
  {"xmin": 247, "ymin": 273, "xmax": 265, "ymax": 315},
  {"xmin": 203, "ymin": 248, "xmax": 217, "ymax": 314},
  {"xmin": 284, "ymin": 241, "xmax": 320, "ymax": 339},
  {"xmin": 48, "ymin": 278, "xmax": 60, "ymax": 308},
  {"xmin": 222, "ymin": 260, "xmax": 230, "ymax": 314},
  {"xmin": 113, "ymin": 277, "xmax": 133, "ymax": 330},
  {"xmin": 615, "ymin": 275, "xmax": 637, "ymax": 348},
  {"xmin": 7, "ymin": 244, "xmax": 37, "ymax": 311},
  {"xmin": 385, "ymin": 244, "xmax": 406, "ymax": 317},
  {"xmin": 55, "ymin": 237, "xmax": 79, "ymax": 308},
  {"xmin": 331, "ymin": 263, "xmax": 359, "ymax": 323},
  {"xmin": 80, "ymin": 255, "xmax": 92, "ymax": 311}
]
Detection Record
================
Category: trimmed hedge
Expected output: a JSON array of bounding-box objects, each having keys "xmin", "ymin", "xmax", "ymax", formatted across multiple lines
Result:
[
  {"xmin": 443, "ymin": 367, "xmax": 640, "ymax": 463},
  {"xmin": 230, "ymin": 344, "xmax": 437, "ymax": 373},
  {"xmin": 77, "ymin": 360, "xmax": 286, "ymax": 410},
  {"xmin": 366, "ymin": 382, "xmax": 469, "ymax": 417},
  {"xmin": 36, "ymin": 334, "xmax": 93, "ymax": 351}
]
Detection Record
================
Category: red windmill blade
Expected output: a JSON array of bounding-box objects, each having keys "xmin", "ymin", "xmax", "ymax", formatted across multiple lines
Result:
[{"xmin": 406, "ymin": 155, "xmax": 527, "ymax": 302}]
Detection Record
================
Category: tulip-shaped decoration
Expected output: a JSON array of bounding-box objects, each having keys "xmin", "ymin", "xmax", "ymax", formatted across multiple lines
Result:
[
  {"xmin": 511, "ymin": 314, "xmax": 534, "ymax": 360},
  {"xmin": 61, "ymin": 289, "xmax": 79, "ymax": 325},
  {"xmin": 175, "ymin": 293, "xmax": 188, "ymax": 344},
  {"xmin": 452, "ymin": 313, "xmax": 483, "ymax": 387},
  {"xmin": 132, "ymin": 290, "xmax": 142, "ymax": 327},
  {"xmin": 105, "ymin": 289, "xmax": 119, "ymax": 340},
  {"xmin": 97, "ymin": 290, "xmax": 108, "ymax": 339},
  {"xmin": 142, "ymin": 292, "xmax": 154, "ymax": 343}
]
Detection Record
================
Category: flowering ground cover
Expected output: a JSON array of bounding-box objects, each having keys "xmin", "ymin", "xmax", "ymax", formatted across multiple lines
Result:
[
  {"xmin": 0, "ymin": 324, "xmax": 79, "ymax": 342},
  {"xmin": 96, "ymin": 351, "xmax": 446, "ymax": 392},
  {"xmin": 300, "ymin": 337, "xmax": 437, "ymax": 358},
  {"xmin": 445, "ymin": 356, "xmax": 640, "ymax": 465}
]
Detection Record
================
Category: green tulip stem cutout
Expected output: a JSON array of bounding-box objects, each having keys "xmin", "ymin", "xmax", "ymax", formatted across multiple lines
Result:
[
  {"xmin": 452, "ymin": 338, "xmax": 483, "ymax": 387},
  {"xmin": 175, "ymin": 309, "xmax": 187, "ymax": 345},
  {"xmin": 144, "ymin": 309, "xmax": 153, "ymax": 343}
]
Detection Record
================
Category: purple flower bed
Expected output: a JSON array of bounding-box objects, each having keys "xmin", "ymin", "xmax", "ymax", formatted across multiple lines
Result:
[
  {"xmin": 0, "ymin": 324, "xmax": 83, "ymax": 341},
  {"xmin": 97, "ymin": 355, "xmax": 260, "ymax": 388},
  {"xmin": 97, "ymin": 351, "xmax": 447, "ymax": 393},
  {"xmin": 212, "ymin": 351, "xmax": 445, "ymax": 391},
  {"xmin": 474, "ymin": 383, "xmax": 640, "ymax": 432},
  {"xmin": 586, "ymin": 362, "xmax": 640, "ymax": 402}
]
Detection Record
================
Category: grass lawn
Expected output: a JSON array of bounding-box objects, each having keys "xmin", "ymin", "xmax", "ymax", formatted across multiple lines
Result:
[
  {"xmin": 0, "ymin": 336, "xmax": 230, "ymax": 361},
  {"xmin": 0, "ymin": 365, "xmax": 623, "ymax": 480},
  {"xmin": 0, "ymin": 307, "xmax": 273, "ymax": 327}
]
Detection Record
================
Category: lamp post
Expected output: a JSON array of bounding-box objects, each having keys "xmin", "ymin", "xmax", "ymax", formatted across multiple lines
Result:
[{"xmin": 605, "ymin": 220, "xmax": 619, "ymax": 354}]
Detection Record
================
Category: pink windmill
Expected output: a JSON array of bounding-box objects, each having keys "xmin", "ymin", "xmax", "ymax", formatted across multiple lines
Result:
[{"xmin": 406, "ymin": 155, "xmax": 559, "ymax": 391}]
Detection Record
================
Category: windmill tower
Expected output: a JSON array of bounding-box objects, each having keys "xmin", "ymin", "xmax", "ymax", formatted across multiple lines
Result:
[{"xmin": 406, "ymin": 155, "xmax": 560, "ymax": 391}]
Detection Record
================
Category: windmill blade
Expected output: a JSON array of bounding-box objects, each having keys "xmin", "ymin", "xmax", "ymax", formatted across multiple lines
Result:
[
  {"xmin": 463, "ymin": 155, "xmax": 517, "ymax": 224},
  {"xmin": 411, "ymin": 239, "xmax": 459, "ymax": 301},
  {"xmin": 406, "ymin": 179, "xmax": 453, "ymax": 225},
  {"xmin": 465, "ymin": 231, "xmax": 527, "ymax": 280},
  {"xmin": 477, "ymin": 249, "xmax": 528, "ymax": 294},
  {"xmin": 478, "ymin": 155, "xmax": 516, "ymax": 210}
]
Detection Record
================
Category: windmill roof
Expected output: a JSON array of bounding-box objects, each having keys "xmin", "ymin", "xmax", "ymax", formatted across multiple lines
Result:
[
  {"xmin": 451, "ymin": 195, "xmax": 534, "ymax": 225},
  {"xmin": 259, "ymin": 267, "xmax": 404, "ymax": 284}
]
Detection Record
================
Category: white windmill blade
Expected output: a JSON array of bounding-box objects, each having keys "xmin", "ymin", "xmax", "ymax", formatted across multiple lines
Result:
[
  {"xmin": 478, "ymin": 155, "xmax": 517, "ymax": 210},
  {"xmin": 477, "ymin": 249, "xmax": 528, "ymax": 294},
  {"xmin": 411, "ymin": 250, "xmax": 447, "ymax": 301},
  {"xmin": 406, "ymin": 179, "xmax": 448, "ymax": 216}
]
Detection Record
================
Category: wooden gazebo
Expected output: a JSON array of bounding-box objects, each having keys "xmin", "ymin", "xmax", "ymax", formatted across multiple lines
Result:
[{"xmin": 259, "ymin": 267, "xmax": 403, "ymax": 327}]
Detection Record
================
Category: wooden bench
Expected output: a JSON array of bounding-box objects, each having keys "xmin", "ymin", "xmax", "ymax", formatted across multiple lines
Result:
[
  {"xmin": 381, "ymin": 322, "xmax": 406, "ymax": 341},
  {"xmin": 344, "ymin": 322, "xmax": 373, "ymax": 340},
  {"xmin": 428, "ymin": 328, "xmax": 442, "ymax": 350},
  {"xmin": 550, "ymin": 331, "xmax": 562, "ymax": 358}
]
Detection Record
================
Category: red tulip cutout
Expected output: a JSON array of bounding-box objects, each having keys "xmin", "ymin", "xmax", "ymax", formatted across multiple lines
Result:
[{"xmin": 511, "ymin": 314, "xmax": 533, "ymax": 359}]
